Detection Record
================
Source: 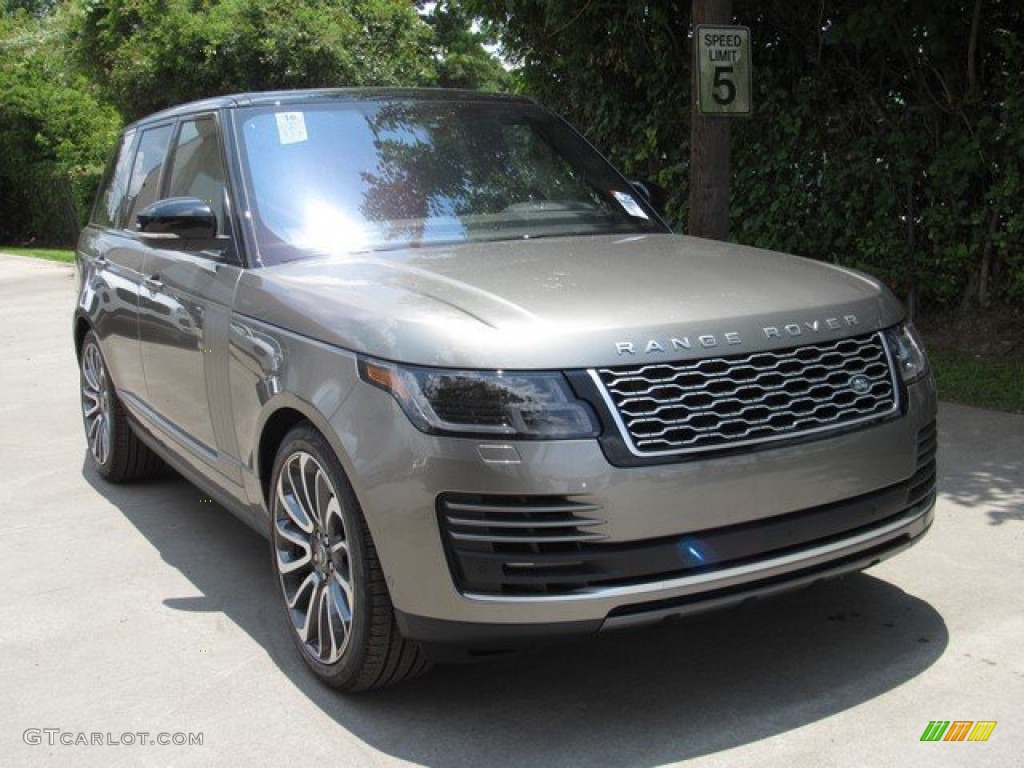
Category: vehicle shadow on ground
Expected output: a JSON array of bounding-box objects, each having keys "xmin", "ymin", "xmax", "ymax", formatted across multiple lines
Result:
[
  {"xmin": 936, "ymin": 405, "xmax": 1024, "ymax": 527},
  {"xmin": 83, "ymin": 458, "xmax": 948, "ymax": 768}
]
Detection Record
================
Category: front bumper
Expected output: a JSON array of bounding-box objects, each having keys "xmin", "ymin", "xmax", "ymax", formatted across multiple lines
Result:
[{"xmin": 332, "ymin": 375, "xmax": 937, "ymax": 650}]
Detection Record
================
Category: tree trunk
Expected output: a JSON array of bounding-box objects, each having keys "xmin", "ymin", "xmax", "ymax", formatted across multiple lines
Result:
[
  {"xmin": 688, "ymin": 0, "xmax": 733, "ymax": 241},
  {"xmin": 978, "ymin": 207, "xmax": 1000, "ymax": 309},
  {"xmin": 60, "ymin": 177, "xmax": 81, "ymax": 245},
  {"xmin": 967, "ymin": 0, "xmax": 983, "ymax": 100},
  {"xmin": 905, "ymin": 175, "xmax": 918, "ymax": 321}
]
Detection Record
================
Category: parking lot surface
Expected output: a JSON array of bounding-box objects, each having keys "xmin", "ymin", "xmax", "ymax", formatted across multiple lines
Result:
[{"xmin": 1, "ymin": 252, "xmax": 1021, "ymax": 767}]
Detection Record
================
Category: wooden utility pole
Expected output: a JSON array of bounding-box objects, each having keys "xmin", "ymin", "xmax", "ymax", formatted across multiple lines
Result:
[{"xmin": 688, "ymin": 0, "xmax": 734, "ymax": 241}]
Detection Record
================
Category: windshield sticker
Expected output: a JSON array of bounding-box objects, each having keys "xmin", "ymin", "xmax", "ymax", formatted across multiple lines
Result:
[
  {"xmin": 275, "ymin": 112, "xmax": 308, "ymax": 145},
  {"xmin": 612, "ymin": 190, "xmax": 649, "ymax": 219}
]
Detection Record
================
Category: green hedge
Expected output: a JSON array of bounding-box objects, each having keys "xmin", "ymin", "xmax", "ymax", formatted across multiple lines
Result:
[{"xmin": 474, "ymin": 0, "xmax": 1024, "ymax": 314}]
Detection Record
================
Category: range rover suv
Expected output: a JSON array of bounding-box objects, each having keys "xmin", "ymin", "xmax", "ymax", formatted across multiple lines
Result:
[{"xmin": 74, "ymin": 88, "xmax": 937, "ymax": 691}]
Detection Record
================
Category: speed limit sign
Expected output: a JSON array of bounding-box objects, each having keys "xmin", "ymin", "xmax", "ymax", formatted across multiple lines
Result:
[{"xmin": 695, "ymin": 25, "xmax": 752, "ymax": 116}]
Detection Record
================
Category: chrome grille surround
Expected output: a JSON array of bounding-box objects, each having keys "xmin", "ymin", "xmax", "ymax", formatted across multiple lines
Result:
[{"xmin": 591, "ymin": 331, "xmax": 900, "ymax": 458}]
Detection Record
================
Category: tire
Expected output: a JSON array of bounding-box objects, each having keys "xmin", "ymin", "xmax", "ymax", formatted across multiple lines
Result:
[
  {"xmin": 269, "ymin": 424, "xmax": 431, "ymax": 691},
  {"xmin": 79, "ymin": 330, "xmax": 163, "ymax": 482}
]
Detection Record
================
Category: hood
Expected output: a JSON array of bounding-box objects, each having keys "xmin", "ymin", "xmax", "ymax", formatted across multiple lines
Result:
[{"xmin": 235, "ymin": 233, "xmax": 905, "ymax": 369}]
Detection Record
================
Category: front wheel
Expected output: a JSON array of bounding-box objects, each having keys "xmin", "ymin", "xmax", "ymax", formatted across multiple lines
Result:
[{"xmin": 269, "ymin": 424, "xmax": 430, "ymax": 691}]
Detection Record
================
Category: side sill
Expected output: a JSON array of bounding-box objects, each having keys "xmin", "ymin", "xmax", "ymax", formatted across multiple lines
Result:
[{"xmin": 124, "ymin": 401, "xmax": 269, "ymax": 538}]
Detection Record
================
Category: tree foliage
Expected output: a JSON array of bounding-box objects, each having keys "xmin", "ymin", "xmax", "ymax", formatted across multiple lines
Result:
[
  {"xmin": 1, "ymin": 0, "xmax": 508, "ymax": 244},
  {"xmin": 3, "ymin": 0, "xmax": 1019, "ymax": 316},
  {"xmin": 418, "ymin": 0, "xmax": 514, "ymax": 92},
  {"xmin": 70, "ymin": 0, "xmax": 438, "ymax": 121},
  {"xmin": 0, "ymin": 8, "xmax": 120, "ymax": 243},
  {"xmin": 472, "ymin": 0, "xmax": 1024, "ymax": 312}
]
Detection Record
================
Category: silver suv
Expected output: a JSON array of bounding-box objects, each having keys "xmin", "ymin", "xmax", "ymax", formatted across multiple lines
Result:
[{"xmin": 74, "ymin": 89, "xmax": 937, "ymax": 691}]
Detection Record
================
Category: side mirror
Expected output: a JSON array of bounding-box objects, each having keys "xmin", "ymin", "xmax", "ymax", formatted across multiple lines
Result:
[
  {"xmin": 630, "ymin": 179, "xmax": 669, "ymax": 216},
  {"xmin": 137, "ymin": 197, "xmax": 217, "ymax": 240}
]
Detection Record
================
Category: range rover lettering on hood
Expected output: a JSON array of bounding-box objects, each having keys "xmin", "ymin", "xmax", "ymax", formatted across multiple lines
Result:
[{"xmin": 615, "ymin": 314, "xmax": 861, "ymax": 356}]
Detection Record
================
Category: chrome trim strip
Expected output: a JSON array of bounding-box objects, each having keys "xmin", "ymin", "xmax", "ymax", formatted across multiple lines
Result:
[
  {"xmin": 446, "ymin": 516, "xmax": 604, "ymax": 529},
  {"xmin": 445, "ymin": 501, "xmax": 602, "ymax": 515},
  {"xmin": 448, "ymin": 531, "xmax": 607, "ymax": 543}
]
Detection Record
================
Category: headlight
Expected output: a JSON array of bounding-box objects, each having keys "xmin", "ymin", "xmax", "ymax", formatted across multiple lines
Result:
[
  {"xmin": 358, "ymin": 359, "xmax": 599, "ymax": 439},
  {"xmin": 884, "ymin": 323, "xmax": 929, "ymax": 383}
]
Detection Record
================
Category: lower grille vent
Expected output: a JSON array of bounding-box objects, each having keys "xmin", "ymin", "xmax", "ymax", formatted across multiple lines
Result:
[{"xmin": 438, "ymin": 495, "xmax": 606, "ymax": 595}]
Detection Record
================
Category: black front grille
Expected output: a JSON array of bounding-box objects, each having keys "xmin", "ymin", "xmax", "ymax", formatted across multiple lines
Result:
[{"xmin": 594, "ymin": 332, "xmax": 899, "ymax": 457}]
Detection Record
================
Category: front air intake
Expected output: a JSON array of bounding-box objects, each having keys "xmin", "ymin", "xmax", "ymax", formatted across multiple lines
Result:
[{"xmin": 438, "ymin": 495, "xmax": 606, "ymax": 595}]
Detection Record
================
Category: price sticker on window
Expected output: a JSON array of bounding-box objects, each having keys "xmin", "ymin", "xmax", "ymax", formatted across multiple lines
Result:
[
  {"xmin": 695, "ymin": 25, "xmax": 752, "ymax": 116},
  {"xmin": 275, "ymin": 112, "xmax": 308, "ymax": 145}
]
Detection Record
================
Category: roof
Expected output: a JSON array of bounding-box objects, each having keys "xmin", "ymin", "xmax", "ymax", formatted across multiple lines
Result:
[{"xmin": 128, "ymin": 88, "xmax": 535, "ymax": 128}]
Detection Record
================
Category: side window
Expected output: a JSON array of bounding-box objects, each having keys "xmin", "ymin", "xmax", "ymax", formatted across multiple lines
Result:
[
  {"xmin": 122, "ymin": 123, "xmax": 174, "ymax": 230},
  {"xmin": 167, "ymin": 117, "xmax": 227, "ymax": 235},
  {"xmin": 91, "ymin": 129, "xmax": 136, "ymax": 228}
]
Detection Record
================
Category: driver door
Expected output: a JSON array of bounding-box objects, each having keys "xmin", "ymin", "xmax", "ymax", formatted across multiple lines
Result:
[{"xmin": 137, "ymin": 114, "xmax": 243, "ymax": 483}]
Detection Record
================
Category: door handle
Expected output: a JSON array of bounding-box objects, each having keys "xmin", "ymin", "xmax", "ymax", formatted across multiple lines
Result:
[{"xmin": 144, "ymin": 274, "xmax": 163, "ymax": 289}]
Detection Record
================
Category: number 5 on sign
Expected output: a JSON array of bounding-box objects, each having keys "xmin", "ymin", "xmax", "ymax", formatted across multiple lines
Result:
[{"xmin": 695, "ymin": 25, "xmax": 752, "ymax": 116}]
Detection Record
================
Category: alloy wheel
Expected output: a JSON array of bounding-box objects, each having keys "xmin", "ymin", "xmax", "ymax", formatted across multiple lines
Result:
[
  {"xmin": 81, "ymin": 341, "xmax": 113, "ymax": 467},
  {"xmin": 273, "ymin": 451, "xmax": 355, "ymax": 664}
]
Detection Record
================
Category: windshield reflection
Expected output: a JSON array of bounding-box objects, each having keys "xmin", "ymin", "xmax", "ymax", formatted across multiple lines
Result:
[{"xmin": 236, "ymin": 98, "xmax": 664, "ymax": 264}]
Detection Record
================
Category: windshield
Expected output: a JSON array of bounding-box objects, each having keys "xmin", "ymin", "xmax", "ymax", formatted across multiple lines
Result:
[{"xmin": 235, "ymin": 99, "xmax": 667, "ymax": 264}]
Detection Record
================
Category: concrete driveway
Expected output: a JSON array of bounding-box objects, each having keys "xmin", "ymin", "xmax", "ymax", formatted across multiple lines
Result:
[{"xmin": 1, "ymin": 252, "xmax": 1020, "ymax": 767}]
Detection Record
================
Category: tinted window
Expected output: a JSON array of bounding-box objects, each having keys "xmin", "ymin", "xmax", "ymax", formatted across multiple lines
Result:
[
  {"xmin": 91, "ymin": 129, "xmax": 136, "ymax": 228},
  {"xmin": 167, "ymin": 117, "xmax": 227, "ymax": 235},
  {"xmin": 236, "ymin": 101, "xmax": 666, "ymax": 264},
  {"xmin": 122, "ymin": 124, "xmax": 174, "ymax": 230}
]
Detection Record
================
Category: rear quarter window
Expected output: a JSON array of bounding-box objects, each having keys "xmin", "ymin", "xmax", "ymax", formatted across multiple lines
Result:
[{"xmin": 90, "ymin": 129, "xmax": 136, "ymax": 228}]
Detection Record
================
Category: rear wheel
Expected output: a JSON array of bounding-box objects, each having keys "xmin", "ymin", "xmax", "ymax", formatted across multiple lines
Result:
[
  {"xmin": 270, "ymin": 424, "xmax": 430, "ymax": 691},
  {"xmin": 79, "ymin": 330, "xmax": 162, "ymax": 482}
]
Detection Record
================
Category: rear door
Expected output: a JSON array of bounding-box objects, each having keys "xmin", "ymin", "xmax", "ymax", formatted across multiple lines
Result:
[{"xmin": 78, "ymin": 125, "xmax": 168, "ymax": 402}]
